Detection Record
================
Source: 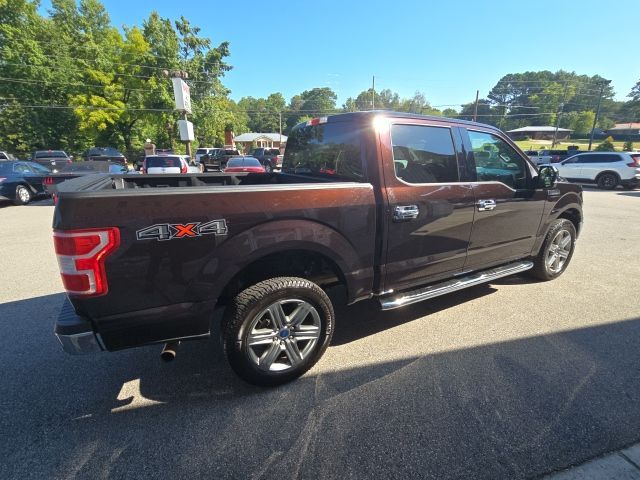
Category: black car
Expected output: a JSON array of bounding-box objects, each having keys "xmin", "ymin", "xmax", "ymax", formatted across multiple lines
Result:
[
  {"xmin": 0, "ymin": 161, "xmax": 51, "ymax": 205},
  {"xmin": 31, "ymin": 150, "xmax": 73, "ymax": 172},
  {"xmin": 201, "ymin": 148, "xmax": 240, "ymax": 171},
  {"xmin": 83, "ymin": 147, "xmax": 127, "ymax": 165},
  {"xmin": 248, "ymin": 147, "xmax": 282, "ymax": 172}
]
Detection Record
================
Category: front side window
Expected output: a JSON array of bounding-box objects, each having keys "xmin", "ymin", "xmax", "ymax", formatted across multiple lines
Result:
[
  {"xmin": 467, "ymin": 130, "xmax": 527, "ymax": 189},
  {"xmin": 391, "ymin": 124, "xmax": 458, "ymax": 184},
  {"xmin": 283, "ymin": 122, "xmax": 364, "ymax": 182}
]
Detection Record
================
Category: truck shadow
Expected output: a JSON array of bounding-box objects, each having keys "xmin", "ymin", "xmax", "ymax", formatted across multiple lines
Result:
[{"xmin": 4, "ymin": 293, "xmax": 640, "ymax": 479}]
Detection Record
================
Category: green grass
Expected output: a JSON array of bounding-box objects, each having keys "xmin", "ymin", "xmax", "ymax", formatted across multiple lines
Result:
[{"xmin": 514, "ymin": 138, "xmax": 630, "ymax": 152}]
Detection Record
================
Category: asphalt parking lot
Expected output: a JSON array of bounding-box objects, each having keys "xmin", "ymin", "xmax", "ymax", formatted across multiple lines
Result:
[{"xmin": 1, "ymin": 188, "xmax": 639, "ymax": 479}]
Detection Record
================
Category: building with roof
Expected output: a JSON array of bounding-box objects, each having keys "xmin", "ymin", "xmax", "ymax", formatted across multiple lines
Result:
[
  {"xmin": 233, "ymin": 133, "xmax": 288, "ymax": 153},
  {"xmin": 606, "ymin": 123, "xmax": 640, "ymax": 140},
  {"xmin": 506, "ymin": 126, "xmax": 573, "ymax": 141}
]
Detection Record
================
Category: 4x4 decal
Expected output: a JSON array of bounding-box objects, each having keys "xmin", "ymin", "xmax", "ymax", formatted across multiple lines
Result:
[{"xmin": 136, "ymin": 219, "xmax": 228, "ymax": 242}]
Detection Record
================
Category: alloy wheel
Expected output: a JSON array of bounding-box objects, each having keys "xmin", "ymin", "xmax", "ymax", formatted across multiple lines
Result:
[
  {"xmin": 245, "ymin": 298, "xmax": 321, "ymax": 372},
  {"xmin": 546, "ymin": 229, "xmax": 572, "ymax": 273}
]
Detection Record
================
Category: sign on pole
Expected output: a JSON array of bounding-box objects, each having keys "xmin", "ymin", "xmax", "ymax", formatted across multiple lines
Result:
[
  {"xmin": 177, "ymin": 120, "xmax": 194, "ymax": 141},
  {"xmin": 172, "ymin": 77, "xmax": 192, "ymax": 114}
]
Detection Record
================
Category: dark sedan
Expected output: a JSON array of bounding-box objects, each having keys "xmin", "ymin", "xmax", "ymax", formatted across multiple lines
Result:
[{"xmin": 0, "ymin": 161, "xmax": 51, "ymax": 205}]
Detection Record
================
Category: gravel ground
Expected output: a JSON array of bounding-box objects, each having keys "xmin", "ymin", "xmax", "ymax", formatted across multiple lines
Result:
[{"xmin": 0, "ymin": 188, "xmax": 639, "ymax": 479}]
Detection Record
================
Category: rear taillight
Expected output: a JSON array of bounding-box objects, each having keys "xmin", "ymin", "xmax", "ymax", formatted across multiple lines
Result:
[
  {"xmin": 627, "ymin": 155, "xmax": 640, "ymax": 167},
  {"xmin": 180, "ymin": 163, "xmax": 187, "ymax": 174},
  {"xmin": 53, "ymin": 227, "xmax": 120, "ymax": 297},
  {"xmin": 44, "ymin": 177, "xmax": 53, "ymax": 185}
]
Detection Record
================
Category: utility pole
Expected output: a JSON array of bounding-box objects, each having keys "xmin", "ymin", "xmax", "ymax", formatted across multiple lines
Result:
[
  {"xmin": 588, "ymin": 81, "xmax": 610, "ymax": 151},
  {"xmin": 372, "ymin": 76, "xmax": 375, "ymax": 110},
  {"xmin": 279, "ymin": 111, "xmax": 282, "ymax": 149},
  {"xmin": 552, "ymin": 82, "xmax": 569, "ymax": 148},
  {"xmin": 472, "ymin": 90, "xmax": 479, "ymax": 122}
]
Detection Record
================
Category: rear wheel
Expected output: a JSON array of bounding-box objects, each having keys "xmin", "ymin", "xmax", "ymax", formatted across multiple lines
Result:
[
  {"xmin": 223, "ymin": 277, "xmax": 334, "ymax": 386},
  {"xmin": 597, "ymin": 172, "xmax": 619, "ymax": 190},
  {"xmin": 14, "ymin": 185, "xmax": 32, "ymax": 205},
  {"xmin": 530, "ymin": 219, "xmax": 576, "ymax": 281}
]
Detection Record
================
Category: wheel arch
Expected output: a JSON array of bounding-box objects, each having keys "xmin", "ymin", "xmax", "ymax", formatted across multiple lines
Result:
[
  {"xmin": 195, "ymin": 218, "xmax": 374, "ymax": 310},
  {"xmin": 595, "ymin": 170, "xmax": 621, "ymax": 181}
]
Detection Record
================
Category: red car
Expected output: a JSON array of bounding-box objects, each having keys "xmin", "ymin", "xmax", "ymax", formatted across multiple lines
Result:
[{"xmin": 223, "ymin": 156, "xmax": 266, "ymax": 173}]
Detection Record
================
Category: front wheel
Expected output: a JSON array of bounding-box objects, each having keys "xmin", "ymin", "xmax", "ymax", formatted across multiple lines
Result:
[
  {"xmin": 14, "ymin": 185, "xmax": 32, "ymax": 205},
  {"xmin": 529, "ymin": 219, "xmax": 576, "ymax": 281},
  {"xmin": 223, "ymin": 277, "xmax": 334, "ymax": 386}
]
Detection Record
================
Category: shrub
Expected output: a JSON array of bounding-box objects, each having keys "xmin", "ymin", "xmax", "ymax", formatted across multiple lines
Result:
[
  {"xmin": 595, "ymin": 136, "xmax": 616, "ymax": 151},
  {"xmin": 623, "ymin": 141, "xmax": 634, "ymax": 151}
]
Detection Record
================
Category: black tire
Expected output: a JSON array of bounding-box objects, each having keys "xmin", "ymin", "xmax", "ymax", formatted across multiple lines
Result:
[
  {"xmin": 14, "ymin": 184, "xmax": 32, "ymax": 205},
  {"xmin": 529, "ymin": 219, "xmax": 576, "ymax": 281},
  {"xmin": 264, "ymin": 162, "xmax": 273, "ymax": 173},
  {"xmin": 223, "ymin": 277, "xmax": 334, "ymax": 386},
  {"xmin": 597, "ymin": 172, "xmax": 619, "ymax": 190}
]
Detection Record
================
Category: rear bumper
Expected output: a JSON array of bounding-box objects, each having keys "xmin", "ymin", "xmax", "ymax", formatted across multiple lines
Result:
[{"xmin": 55, "ymin": 297, "xmax": 103, "ymax": 354}]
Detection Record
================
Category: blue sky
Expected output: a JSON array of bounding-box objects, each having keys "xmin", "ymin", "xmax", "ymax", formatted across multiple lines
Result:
[{"xmin": 40, "ymin": 0, "xmax": 638, "ymax": 108}]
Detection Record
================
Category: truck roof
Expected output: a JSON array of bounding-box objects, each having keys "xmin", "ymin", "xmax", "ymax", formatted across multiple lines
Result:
[{"xmin": 296, "ymin": 110, "xmax": 502, "ymax": 132}]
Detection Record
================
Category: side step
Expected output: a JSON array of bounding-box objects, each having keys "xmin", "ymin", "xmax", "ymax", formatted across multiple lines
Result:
[{"xmin": 379, "ymin": 261, "xmax": 533, "ymax": 310}]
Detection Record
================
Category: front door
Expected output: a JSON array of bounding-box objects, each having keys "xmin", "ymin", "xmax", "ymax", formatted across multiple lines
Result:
[
  {"xmin": 382, "ymin": 121, "xmax": 475, "ymax": 292},
  {"xmin": 461, "ymin": 129, "xmax": 546, "ymax": 270},
  {"xmin": 556, "ymin": 154, "xmax": 587, "ymax": 181}
]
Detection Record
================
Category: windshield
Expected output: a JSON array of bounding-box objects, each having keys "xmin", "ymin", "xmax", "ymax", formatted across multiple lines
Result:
[
  {"xmin": 34, "ymin": 151, "xmax": 67, "ymax": 158},
  {"xmin": 282, "ymin": 122, "xmax": 364, "ymax": 182},
  {"xmin": 87, "ymin": 147, "xmax": 122, "ymax": 156},
  {"xmin": 27, "ymin": 162, "xmax": 51, "ymax": 173}
]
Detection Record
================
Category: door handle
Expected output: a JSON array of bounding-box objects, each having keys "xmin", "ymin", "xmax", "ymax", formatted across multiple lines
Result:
[
  {"xmin": 476, "ymin": 199, "xmax": 496, "ymax": 211},
  {"xmin": 393, "ymin": 205, "xmax": 420, "ymax": 222}
]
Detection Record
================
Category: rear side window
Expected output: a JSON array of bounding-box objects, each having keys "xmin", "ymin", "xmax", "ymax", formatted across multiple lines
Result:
[
  {"xmin": 467, "ymin": 130, "xmax": 527, "ymax": 189},
  {"xmin": 196, "ymin": 149, "xmax": 208, "ymax": 154},
  {"xmin": 391, "ymin": 124, "xmax": 458, "ymax": 184},
  {"xmin": 575, "ymin": 154, "xmax": 619, "ymax": 163},
  {"xmin": 283, "ymin": 122, "xmax": 364, "ymax": 181}
]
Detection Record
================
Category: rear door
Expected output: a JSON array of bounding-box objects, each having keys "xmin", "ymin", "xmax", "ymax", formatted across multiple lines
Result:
[
  {"xmin": 460, "ymin": 128, "xmax": 546, "ymax": 270},
  {"xmin": 381, "ymin": 120, "xmax": 475, "ymax": 292},
  {"xmin": 579, "ymin": 153, "xmax": 620, "ymax": 180}
]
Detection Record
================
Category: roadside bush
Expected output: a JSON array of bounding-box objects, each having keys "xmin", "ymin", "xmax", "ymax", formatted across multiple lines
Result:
[
  {"xmin": 623, "ymin": 141, "xmax": 634, "ymax": 151},
  {"xmin": 595, "ymin": 136, "xmax": 616, "ymax": 151}
]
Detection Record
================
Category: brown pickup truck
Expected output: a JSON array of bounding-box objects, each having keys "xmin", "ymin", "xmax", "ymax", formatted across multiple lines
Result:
[{"xmin": 52, "ymin": 111, "xmax": 582, "ymax": 386}]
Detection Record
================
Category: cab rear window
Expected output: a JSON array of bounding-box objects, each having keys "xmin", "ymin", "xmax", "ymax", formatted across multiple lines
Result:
[{"xmin": 283, "ymin": 122, "xmax": 364, "ymax": 181}]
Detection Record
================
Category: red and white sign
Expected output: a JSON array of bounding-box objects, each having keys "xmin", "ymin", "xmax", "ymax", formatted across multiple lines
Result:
[{"xmin": 172, "ymin": 77, "xmax": 192, "ymax": 114}]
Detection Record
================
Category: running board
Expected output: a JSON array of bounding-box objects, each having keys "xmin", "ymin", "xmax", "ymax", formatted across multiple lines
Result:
[{"xmin": 379, "ymin": 261, "xmax": 533, "ymax": 310}]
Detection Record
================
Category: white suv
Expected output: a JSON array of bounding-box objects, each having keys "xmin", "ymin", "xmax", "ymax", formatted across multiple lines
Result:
[{"xmin": 556, "ymin": 152, "xmax": 640, "ymax": 190}]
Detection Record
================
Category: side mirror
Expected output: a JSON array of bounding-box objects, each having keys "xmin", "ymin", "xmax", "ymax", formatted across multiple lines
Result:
[{"xmin": 538, "ymin": 165, "xmax": 558, "ymax": 188}]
